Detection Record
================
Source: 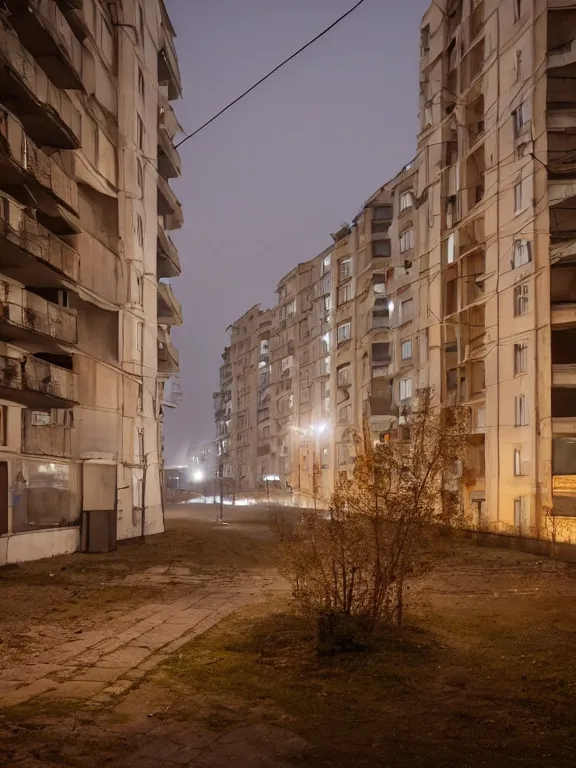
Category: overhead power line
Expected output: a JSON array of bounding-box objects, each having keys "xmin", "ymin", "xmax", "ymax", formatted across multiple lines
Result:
[{"xmin": 174, "ymin": 0, "xmax": 369, "ymax": 149}]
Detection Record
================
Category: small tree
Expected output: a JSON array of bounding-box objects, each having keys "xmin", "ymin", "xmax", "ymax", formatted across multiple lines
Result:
[{"xmin": 277, "ymin": 388, "xmax": 468, "ymax": 651}]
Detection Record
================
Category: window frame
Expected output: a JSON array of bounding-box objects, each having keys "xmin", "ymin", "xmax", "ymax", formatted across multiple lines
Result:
[
  {"xmin": 514, "ymin": 342, "xmax": 528, "ymax": 374},
  {"xmin": 337, "ymin": 321, "xmax": 352, "ymax": 344},
  {"xmin": 514, "ymin": 283, "xmax": 529, "ymax": 316},
  {"xmin": 399, "ymin": 228, "xmax": 414, "ymax": 253},
  {"xmin": 399, "ymin": 377, "xmax": 413, "ymax": 401},
  {"xmin": 401, "ymin": 339, "xmax": 413, "ymax": 360},
  {"xmin": 514, "ymin": 394, "xmax": 527, "ymax": 426}
]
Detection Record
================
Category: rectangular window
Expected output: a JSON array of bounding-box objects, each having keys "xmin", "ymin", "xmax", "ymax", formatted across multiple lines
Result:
[
  {"xmin": 339, "ymin": 258, "xmax": 352, "ymax": 281},
  {"xmin": 399, "ymin": 377, "xmax": 413, "ymax": 401},
  {"xmin": 99, "ymin": 14, "xmax": 114, "ymax": 66},
  {"xmin": 337, "ymin": 322, "xmax": 351, "ymax": 343},
  {"xmin": 514, "ymin": 181, "xmax": 522, "ymax": 213},
  {"xmin": 512, "ymin": 239, "xmax": 531, "ymax": 268},
  {"xmin": 137, "ymin": 384, "xmax": 143, "ymax": 413},
  {"xmin": 338, "ymin": 283, "xmax": 353, "ymax": 306},
  {"xmin": 281, "ymin": 355, "xmax": 293, "ymax": 371},
  {"xmin": 514, "ymin": 49, "xmax": 522, "ymax": 81},
  {"xmin": 373, "ymin": 205, "xmax": 392, "ymax": 221},
  {"xmin": 138, "ymin": 4, "xmax": 145, "ymax": 42},
  {"xmin": 399, "ymin": 228, "xmax": 414, "ymax": 253},
  {"xmin": 337, "ymin": 365, "xmax": 351, "ymax": 386},
  {"xmin": 321, "ymin": 332, "xmax": 331, "ymax": 354},
  {"xmin": 399, "ymin": 298, "xmax": 414, "ymax": 324},
  {"xmin": 137, "ymin": 114, "xmax": 145, "ymax": 150},
  {"xmin": 136, "ymin": 213, "xmax": 144, "ymax": 247},
  {"xmin": 138, "ymin": 67, "xmax": 145, "ymax": 97},
  {"xmin": 513, "ymin": 0, "xmax": 522, "ymax": 23},
  {"xmin": 138, "ymin": 429, "xmax": 145, "ymax": 461},
  {"xmin": 373, "ymin": 240, "xmax": 391, "ymax": 258},
  {"xmin": 401, "ymin": 340, "xmax": 413, "ymax": 360},
  {"xmin": 514, "ymin": 394, "xmax": 527, "ymax": 426},
  {"xmin": 285, "ymin": 299, "xmax": 296, "ymax": 317},
  {"xmin": 514, "ymin": 342, "xmax": 527, "ymax": 374},
  {"xmin": 513, "ymin": 448, "xmax": 529, "ymax": 477},
  {"xmin": 421, "ymin": 24, "xmax": 430, "ymax": 54},
  {"xmin": 323, "ymin": 295, "xmax": 331, "ymax": 322},
  {"xmin": 136, "ymin": 157, "xmax": 144, "ymax": 193},
  {"xmin": 321, "ymin": 254, "xmax": 331, "ymax": 274},
  {"xmin": 136, "ymin": 321, "xmax": 143, "ymax": 352},
  {"xmin": 514, "ymin": 283, "xmax": 529, "ymax": 316},
  {"xmin": 339, "ymin": 404, "xmax": 352, "ymax": 423},
  {"xmin": 321, "ymin": 355, "xmax": 331, "ymax": 376},
  {"xmin": 512, "ymin": 100, "xmax": 530, "ymax": 137},
  {"xmin": 399, "ymin": 191, "xmax": 412, "ymax": 211},
  {"xmin": 514, "ymin": 497, "xmax": 529, "ymax": 533}
]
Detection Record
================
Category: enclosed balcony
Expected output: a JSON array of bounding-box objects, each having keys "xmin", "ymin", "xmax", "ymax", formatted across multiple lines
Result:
[
  {"xmin": 22, "ymin": 407, "xmax": 72, "ymax": 458},
  {"xmin": 0, "ymin": 107, "xmax": 79, "ymax": 216},
  {"xmin": 551, "ymin": 262, "xmax": 576, "ymax": 326},
  {"xmin": 548, "ymin": 9, "xmax": 576, "ymax": 72},
  {"xmin": 0, "ymin": 354, "xmax": 77, "ymax": 409},
  {"xmin": 157, "ymin": 176, "xmax": 184, "ymax": 229},
  {"xmin": 0, "ymin": 18, "xmax": 81, "ymax": 149},
  {"xmin": 157, "ymin": 281, "xmax": 183, "ymax": 326},
  {"xmin": 157, "ymin": 224, "xmax": 181, "ymax": 278},
  {"xmin": 158, "ymin": 125, "xmax": 182, "ymax": 179},
  {"xmin": 158, "ymin": 326, "xmax": 179, "ymax": 374},
  {"xmin": 6, "ymin": 0, "xmax": 83, "ymax": 90},
  {"xmin": 0, "ymin": 192, "xmax": 79, "ymax": 287},
  {"xmin": 0, "ymin": 286, "xmax": 77, "ymax": 348},
  {"xmin": 552, "ymin": 329, "xmax": 576, "ymax": 389},
  {"xmin": 158, "ymin": 28, "xmax": 182, "ymax": 101}
]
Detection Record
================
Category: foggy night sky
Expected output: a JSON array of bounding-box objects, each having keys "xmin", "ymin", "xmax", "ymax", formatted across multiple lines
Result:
[{"xmin": 163, "ymin": 0, "xmax": 429, "ymax": 466}]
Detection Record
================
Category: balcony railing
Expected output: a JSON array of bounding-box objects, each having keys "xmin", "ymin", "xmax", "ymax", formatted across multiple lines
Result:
[
  {"xmin": 7, "ymin": 0, "xmax": 83, "ymax": 90},
  {"xmin": 158, "ymin": 326, "xmax": 180, "ymax": 374},
  {"xmin": 0, "ymin": 192, "xmax": 79, "ymax": 284},
  {"xmin": 157, "ymin": 176, "xmax": 184, "ymax": 229},
  {"xmin": 0, "ymin": 287, "xmax": 77, "ymax": 346},
  {"xmin": 158, "ymin": 125, "xmax": 182, "ymax": 179},
  {"xmin": 157, "ymin": 281, "xmax": 183, "ymax": 326},
  {"xmin": 157, "ymin": 223, "xmax": 181, "ymax": 278},
  {"xmin": 0, "ymin": 17, "xmax": 81, "ymax": 149},
  {"xmin": 158, "ymin": 28, "xmax": 182, "ymax": 100},
  {"xmin": 0, "ymin": 354, "xmax": 76, "ymax": 408},
  {"xmin": 0, "ymin": 107, "xmax": 79, "ymax": 214}
]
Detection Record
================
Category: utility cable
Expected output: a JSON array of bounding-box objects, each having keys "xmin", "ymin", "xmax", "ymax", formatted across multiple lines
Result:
[{"xmin": 174, "ymin": 0, "xmax": 369, "ymax": 149}]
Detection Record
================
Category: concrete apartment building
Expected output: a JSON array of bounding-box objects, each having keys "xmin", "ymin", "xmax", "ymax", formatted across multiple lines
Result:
[
  {"xmin": 0, "ymin": 0, "xmax": 183, "ymax": 564},
  {"xmin": 214, "ymin": 0, "xmax": 576, "ymax": 543}
]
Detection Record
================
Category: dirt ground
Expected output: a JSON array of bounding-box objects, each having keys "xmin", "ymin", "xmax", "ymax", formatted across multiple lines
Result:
[{"xmin": 1, "ymin": 506, "xmax": 576, "ymax": 767}]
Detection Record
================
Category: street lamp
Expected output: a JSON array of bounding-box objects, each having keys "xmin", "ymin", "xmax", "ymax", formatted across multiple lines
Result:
[{"xmin": 192, "ymin": 469, "xmax": 204, "ymax": 483}]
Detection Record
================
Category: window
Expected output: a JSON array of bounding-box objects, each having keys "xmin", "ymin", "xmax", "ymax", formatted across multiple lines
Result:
[
  {"xmin": 339, "ymin": 258, "xmax": 352, "ymax": 281},
  {"xmin": 321, "ymin": 332, "xmax": 331, "ymax": 354},
  {"xmin": 514, "ymin": 49, "xmax": 522, "ymax": 81},
  {"xmin": 262, "ymin": 425, "xmax": 270, "ymax": 439},
  {"xmin": 373, "ymin": 205, "xmax": 392, "ymax": 221},
  {"xmin": 136, "ymin": 321, "xmax": 143, "ymax": 352},
  {"xmin": 400, "ymin": 191, "xmax": 412, "ymax": 212},
  {"xmin": 339, "ymin": 404, "xmax": 352, "ymax": 423},
  {"xmin": 288, "ymin": 393, "xmax": 294, "ymax": 409},
  {"xmin": 138, "ymin": 66, "xmax": 145, "ymax": 98},
  {"xmin": 512, "ymin": 239, "xmax": 531, "ymax": 268},
  {"xmin": 399, "ymin": 298, "xmax": 414, "ymax": 324},
  {"xmin": 513, "ymin": 0, "xmax": 522, "ymax": 23},
  {"xmin": 514, "ymin": 180, "xmax": 522, "ymax": 213},
  {"xmin": 373, "ymin": 280, "xmax": 386, "ymax": 295},
  {"xmin": 401, "ymin": 340, "xmax": 413, "ymax": 360},
  {"xmin": 321, "ymin": 355, "xmax": 331, "ymax": 376},
  {"xmin": 322, "ymin": 295, "xmax": 331, "ymax": 322},
  {"xmin": 514, "ymin": 394, "xmax": 527, "ymax": 426},
  {"xmin": 399, "ymin": 377, "xmax": 412, "ymax": 401},
  {"xmin": 338, "ymin": 283, "xmax": 353, "ymax": 306},
  {"xmin": 514, "ymin": 497, "xmax": 529, "ymax": 533},
  {"xmin": 337, "ymin": 322, "xmax": 351, "ymax": 343},
  {"xmin": 399, "ymin": 228, "xmax": 414, "ymax": 253},
  {"xmin": 338, "ymin": 442, "xmax": 353, "ymax": 467},
  {"xmin": 373, "ymin": 240, "xmax": 391, "ymax": 258},
  {"xmin": 285, "ymin": 299, "xmax": 296, "ymax": 317},
  {"xmin": 512, "ymin": 100, "xmax": 530, "ymax": 138},
  {"xmin": 137, "ymin": 384, "xmax": 143, "ymax": 413},
  {"xmin": 138, "ymin": 429, "xmax": 145, "ymax": 461},
  {"xmin": 137, "ymin": 114, "xmax": 144, "ymax": 150},
  {"xmin": 135, "ymin": 213, "xmax": 144, "ymax": 247},
  {"xmin": 447, "ymin": 368, "xmax": 458, "ymax": 391},
  {"xmin": 321, "ymin": 447, "xmax": 329, "ymax": 470},
  {"xmin": 136, "ymin": 157, "xmax": 144, "ymax": 193},
  {"xmin": 421, "ymin": 24, "xmax": 430, "ymax": 54},
  {"xmin": 99, "ymin": 14, "xmax": 114, "ymax": 67},
  {"xmin": 514, "ymin": 342, "xmax": 528, "ymax": 374},
  {"xmin": 513, "ymin": 448, "xmax": 529, "ymax": 476},
  {"xmin": 514, "ymin": 283, "xmax": 529, "ymax": 316},
  {"xmin": 321, "ymin": 254, "xmax": 331, "ymax": 274},
  {"xmin": 281, "ymin": 355, "xmax": 293, "ymax": 371},
  {"xmin": 337, "ymin": 364, "xmax": 351, "ymax": 386},
  {"xmin": 0, "ymin": 405, "xmax": 7, "ymax": 446}
]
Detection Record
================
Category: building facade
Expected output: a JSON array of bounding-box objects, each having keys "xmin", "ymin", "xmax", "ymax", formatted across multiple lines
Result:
[{"xmin": 0, "ymin": 0, "xmax": 183, "ymax": 563}]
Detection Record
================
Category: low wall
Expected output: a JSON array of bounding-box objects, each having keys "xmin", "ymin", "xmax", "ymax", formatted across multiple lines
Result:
[{"xmin": 0, "ymin": 527, "xmax": 80, "ymax": 565}]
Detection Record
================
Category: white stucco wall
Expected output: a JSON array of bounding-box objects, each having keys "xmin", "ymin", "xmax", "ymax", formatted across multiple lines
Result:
[{"xmin": 0, "ymin": 528, "xmax": 80, "ymax": 565}]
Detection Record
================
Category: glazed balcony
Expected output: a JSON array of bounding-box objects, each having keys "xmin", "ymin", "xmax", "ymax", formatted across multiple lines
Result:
[
  {"xmin": 0, "ymin": 286, "xmax": 77, "ymax": 348},
  {"xmin": 0, "ymin": 107, "xmax": 79, "ymax": 216},
  {"xmin": 158, "ymin": 326, "xmax": 180, "ymax": 375},
  {"xmin": 158, "ymin": 28, "xmax": 182, "ymax": 101},
  {"xmin": 158, "ymin": 125, "xmax": 182, "ymax": 179},
  {"xmin": 6, "ymin": 0, "xmax": 83, "ymax": 90},
  {"xmin": 157, "ymin": 176, "xmax": 184, "ymax": 229},
  {"xmin": 0, "ymin": 17, "xmax": 81, "ymax": 149},
  {"xmin": 0, "ymin": 354, "xmax": 77, "ymax": 409},
  {"xmin": 157, "ymin": 281, "xmax": 183, "ymax": 326},
  {"xmin": 0, "ymin": 193, "xmax": 79, "ymax": 287},
  {"xmin": 157, "ymin": 223, "xmax": 181, "ymax": 278}
]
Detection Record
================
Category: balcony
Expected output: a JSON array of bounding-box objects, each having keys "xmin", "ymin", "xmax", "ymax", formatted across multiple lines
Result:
[
  {"xmin": 0, "ymin": 354, "xmax": 77, "ymax": 409},
  {"xmin": 6, "ymin": 0, "xmax": 83, "ymax": 90},
  {"xmin": 157, "ymin": 176, "xmax": 184, "ymax": 229},
  {"xmin": 158, "ymin": 125, "xmax": 182, "ymax": 179},
  {"xmin": 159, "ymin": 94, "xmax": 182, "ymax": 140},
  {"xmin": 0, "ymin": 286, "xmax": 77, "ymax": 348},
  {"xmin": 157, "ymin": 281, "xmax": 183, "ymax": 326},
  {"xmin": 158, "ymin": 28, "xmax": 182, "ymax": 101},
  {"xmin": 157, "ymin": 224, "xmax": 181, "ymax": 278},
  {"xmin": 158, "ymin": 326, "xmax": 180, "ymax": 375},
  {"xmin": 22, "ymin": 408, "xmax": 72, "ymax": 458},
  {"xmin": 0, "ymin": 192, "xmax": 79, "ymax": 286},
  {"xmin": 0, "ymin": 18, "xmax": 81, "ymax": 149},
  {"xmin": 0, "ymin": 107, "xmax": 79, "ymax": 215},
  {"xmin": 548, "ymin": 10, "xmax": 576, "ymax": 71}
]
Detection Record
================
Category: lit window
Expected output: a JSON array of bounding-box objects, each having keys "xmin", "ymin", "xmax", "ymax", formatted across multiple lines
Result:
[
  {"xmin": 337, "ymin": 322, "xmax": 351, "ymax": 343},
  {"xmin": 399, "ymin": 377, "xmax": 412, "ymax": 401},
  {"xmin": 514, "ymin": 394, "xmax": 527, "ymax": 426},
  {"xmin": 399, "ymin": 191, "xmax": 412, "ymax": 212},
  {"xmin": 321, "ymin": 355, "xmax": 331, "ymax": 376},
  {"xmin": 512, "ymin": 239, "xmax": 531, "ymax": 268},
  {"xmin": 399, "ymin": 228, "xmax": 414, "ymax": 253},
  {"xmin": 401, "ymin": 340, "xmax": 413, "ymax": 360},
  {"xmin": 513, "ymin": 448, "xmax": 528, "ymax": 476},
  {"xmin": 514, "ymin": 283, "xmax": 529, "ymax": 316},
  {"xmin": 338, "ymin": 283, "xmax": 353, "ymax": 306},
  {"xmin": 339, "ymin": 258, "xmax": 352, "ymax": 281},
  {"xmin": 514, "ymin": 342, "xmax": 527, "ymax": 374}
]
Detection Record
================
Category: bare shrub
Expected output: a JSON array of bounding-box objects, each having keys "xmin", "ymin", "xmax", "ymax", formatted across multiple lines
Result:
[{"xmin": 277, "ymin": 388, "xmax": 468, "ymax": 651}]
